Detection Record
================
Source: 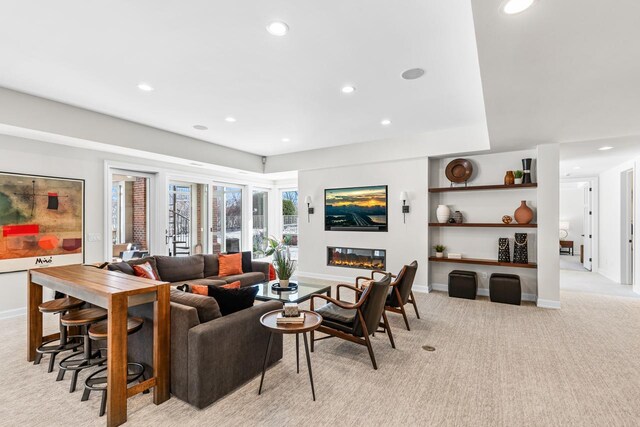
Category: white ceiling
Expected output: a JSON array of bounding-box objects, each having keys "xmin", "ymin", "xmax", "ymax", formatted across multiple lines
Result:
[
  {"xmin": 560, "ymin": 136, "xmax": 640, "ymax": 178},
  {"xmin": 471, "ymin": 0, "xmax": 640, "ymax": 152},
  {"xmin": 0, "ymin": 0, "xmax": 487, "ymax": 157}
]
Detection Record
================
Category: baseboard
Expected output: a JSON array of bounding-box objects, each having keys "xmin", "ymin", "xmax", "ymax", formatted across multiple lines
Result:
[
  {"xmin": 0, "ymin": 307, "xmax": 26, "ymax": 320},
  {"xmin": 430, "ymin": 283, "xmax": 537, "ymax": 302},
  {"xmin": 412, "ymin": 284, "xmax": 431, "ymax": 294},
  {"xmin": 536, "ymin": 299, "xmax": 561, "ymax": 309}
]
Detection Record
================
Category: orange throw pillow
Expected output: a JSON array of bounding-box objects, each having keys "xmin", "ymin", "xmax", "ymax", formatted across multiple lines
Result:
[
  {"xmin": 133, "ymin": 262, "xmax": 159, "ymax": 280},
  {"xmin": 221, "ymin": 280, "xmax": 241, "ymax": 289},
  {"xmin": 191, "ymin": 285, "xmax": 209, "ymax": 295},
  {"xmin": 218, "ymin": 253, "xmax": 243, "ymax": 277},
  {"xmin": 269, "ymin": 264, "xmax": 276, "ymax": 281}
]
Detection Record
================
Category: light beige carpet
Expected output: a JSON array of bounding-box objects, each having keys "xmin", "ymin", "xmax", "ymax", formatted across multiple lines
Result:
[{"xmin": 1, "ymin": 287, "xmax": 639, "ymax": 427}]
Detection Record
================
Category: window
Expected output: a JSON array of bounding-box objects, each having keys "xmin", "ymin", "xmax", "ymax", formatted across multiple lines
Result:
[
  {"xmin": 168, "ymin": 182, "xmax": 208, "ymax": 256},
  {"xmin": 281, "ymin": 189, "xmax": 298, "ymax": 259},
  {"xmin": 110, "ymin": 171, "xmax": 151, "ymax": 261},
  {"xmin": 252, "ymin": 189, "xmax": 269, "ymax": 258},
  {"xmin": 211, "ymin": 185, "xmax": 243, "ymax": 253}
]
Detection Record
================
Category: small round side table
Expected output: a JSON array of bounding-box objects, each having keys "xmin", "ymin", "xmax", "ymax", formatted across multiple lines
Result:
[{"xmin": 259, "ymin": 309, "xmax": 322, "ymax": 401}]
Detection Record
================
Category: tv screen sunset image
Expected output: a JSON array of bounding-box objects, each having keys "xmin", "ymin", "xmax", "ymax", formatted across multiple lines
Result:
[{"xmin": 325, "ymin": 185, "xmax": 388, "ymax": 231}]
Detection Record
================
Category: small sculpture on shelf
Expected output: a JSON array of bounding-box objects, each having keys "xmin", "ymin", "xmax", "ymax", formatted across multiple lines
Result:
[
  {"xmin": 498, "ymin": 238, "xmax": 511, "ymax": 263},
  {"xmin": 434, "ymin": 244, "xmax": 446, "ymax": 258},
  {"xmin": 513, "ymin": 233, "xmax": 528, "ymax": 264},
  {"xmin": 502, "ymin": 215, "xmax": 513, "ymax": 224}
]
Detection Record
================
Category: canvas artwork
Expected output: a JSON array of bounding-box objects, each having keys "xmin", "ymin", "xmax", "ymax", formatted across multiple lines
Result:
[
  {"xmin": 0, "ymin": 172, "xmax": 84, "ymax": 273},
  {"xmin": 325, "ymin": 185, "xmax": 388, "ymax": 232}
]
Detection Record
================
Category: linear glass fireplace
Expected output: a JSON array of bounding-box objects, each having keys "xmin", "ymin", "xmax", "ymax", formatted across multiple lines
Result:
[{"xmin": 327, "ymin": 246, "xmax": 386, "ymax": 270}]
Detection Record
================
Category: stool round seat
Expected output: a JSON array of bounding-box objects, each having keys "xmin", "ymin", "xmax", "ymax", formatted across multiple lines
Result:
[
  {"xmin": 89, "ymin": 317, "xmax": 144, "ymax": 340},
  {"xmin": 39, "ymin": 297, "xmax": 84, "ymax": 314},
  {"xmin": 61, "ymin": 308, "xmax": 108, "ymax": 327}
]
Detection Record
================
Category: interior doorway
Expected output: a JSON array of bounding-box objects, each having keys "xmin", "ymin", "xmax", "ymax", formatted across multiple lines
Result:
[
  {"xmin": 621, "ymin": 169, "xmax": 634, "ymax": 285},
  {"xmin": 559, "ymin": 179, "xmax": 595, "ymax": 272}
]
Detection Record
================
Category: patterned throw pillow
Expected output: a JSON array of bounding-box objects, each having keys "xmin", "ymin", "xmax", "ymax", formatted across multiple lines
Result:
[
  {"xmin": 221, "ymin": 280, "xmax": 241, "ymax": 289},
  {"xmin": 133, "ymin": 262, "xmax": 159, "ymax": 280}
]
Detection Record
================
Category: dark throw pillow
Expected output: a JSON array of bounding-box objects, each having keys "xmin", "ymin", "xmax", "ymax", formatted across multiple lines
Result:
[
  {"xmin": 208, "ymin": 285, "xmax": 258, "ymax": 316},
  {"xmin": 107, "ymin": 262, "xmax": 135, "ymax": 276},
  {"xmin": 228, "ymin": 251, "xmax": 253, "ymax": 273}
]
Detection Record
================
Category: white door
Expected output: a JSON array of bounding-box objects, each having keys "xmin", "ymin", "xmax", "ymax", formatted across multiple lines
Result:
[
  {"xmin": 583, "ymin": 185, "xmax": 593, "ymax": 271},
  {"xmin": 622, "ymin": 169, "xmax": 634, "ymax": 285}
]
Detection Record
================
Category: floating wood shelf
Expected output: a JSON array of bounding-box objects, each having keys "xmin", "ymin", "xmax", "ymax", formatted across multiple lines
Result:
[
  {"xmin": 429, "ymin": 223, "xmax": 537, "ymax": 228},
  {"xmin": 428, "ymin": 257, "xmax": 537, "ymax": 269},
  {"xmin": 428, "ymin": 183, "xmax": 538, "ymax": 193}
]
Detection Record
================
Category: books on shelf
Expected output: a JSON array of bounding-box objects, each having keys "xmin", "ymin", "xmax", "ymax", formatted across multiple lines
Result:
[
  {"xmin": 276, "ymin": 312, "xmax": 305, "ymax": 324},
  {"xmin": 447, "ymin": 253, "xmax": 462, "ymax": 259}
]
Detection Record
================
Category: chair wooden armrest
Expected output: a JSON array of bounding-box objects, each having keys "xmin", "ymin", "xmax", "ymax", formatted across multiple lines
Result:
[
  {"xmin": 371, "ymin": 270, "xmax": 396, "ymax": 280},
  {"xmin": 355, "ymin": 276, "xmax": 371, "ymax": 287},
  {"xmin": 336, "ymin": 283, "xmax": 363, "ymax": 301},
  {"xmin": 310, "ymin": 294, "xmax": 364, "ymax": 312}
]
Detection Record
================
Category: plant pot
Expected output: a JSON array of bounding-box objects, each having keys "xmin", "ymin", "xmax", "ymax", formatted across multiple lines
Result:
[
  {"xmin": 279, "ymin": 279, "xmax": 290, "ymax": 287},
  {"xmin": 514, "ymin": 178, "xmax": 523, "ymax": 185},
  {"xmin": 514, "ymin": 200, "xmax": 534, "ymax": 224},
  {"xmin": 435, "ymin": 252, "xmax": 444, "ymax": 258},
  {"xmin": 436, "ymin": 205, "xmax": 451, "ymax": 223},
  {"xmin": 504, "ymin": 171, "xmax": 515, "ymax": 185}
]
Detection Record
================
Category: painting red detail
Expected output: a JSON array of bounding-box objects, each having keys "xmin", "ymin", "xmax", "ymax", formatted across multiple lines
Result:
[
  {"xmin": 3, "ymin": 224, "xmax": 40, "ymax": 237},
  {"xmin": 38, "ymin": 235, "xmax": 59, "ymax": 250}
]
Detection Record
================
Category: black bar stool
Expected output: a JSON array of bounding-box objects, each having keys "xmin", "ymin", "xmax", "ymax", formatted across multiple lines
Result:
[
  {"xmin": 56, "ymin": 308, "xmax": 108, "ymax": 392},
  {"xmin": 81, "ymin": 316, "xmax": 146, "ymax": 417},
  {"xmin": 34, "ymin": 297, "xmax": 84, "ymax": 373}
]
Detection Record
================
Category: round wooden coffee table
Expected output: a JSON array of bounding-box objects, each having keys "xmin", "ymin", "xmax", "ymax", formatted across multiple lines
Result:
[{"xmin": 258, "ymin": 309, "xmax": 322, "ymax": 401}]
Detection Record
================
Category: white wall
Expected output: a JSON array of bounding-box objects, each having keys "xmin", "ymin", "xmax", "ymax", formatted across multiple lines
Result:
[
  {"xmin": 559, "ymin": 184, "xmax": 585, "ymax": 253},
  {"xmin": 0, "ymin": 135, "xmax": 279, "ymax": 317},
  {"xmin": 297, "ymin": 158, "xmax": 429, "ymax": 289},
  {"xmin": 428, "ymin": 149, "xmax": 539, "ymax": 298},
  {"xmin": 598, "ymin": 160, "xmax": 635, "ymax": 283}
]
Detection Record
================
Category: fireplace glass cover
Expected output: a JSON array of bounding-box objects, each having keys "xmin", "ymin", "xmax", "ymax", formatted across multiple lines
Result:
[{"xmin": 327, "ymin": 247, "xmax": 386, "ymax": 270}]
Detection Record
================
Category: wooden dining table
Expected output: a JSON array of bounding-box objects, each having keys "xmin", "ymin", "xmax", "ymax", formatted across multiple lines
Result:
[{"xmin": 27, "ymin": 264, "xmax": 170, "ymax": 427}]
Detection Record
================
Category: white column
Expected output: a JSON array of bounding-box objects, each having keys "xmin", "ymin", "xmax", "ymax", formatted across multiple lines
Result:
[{"xmin": 536, "ymin": 143, "xmax": 561, "ymax": 308}]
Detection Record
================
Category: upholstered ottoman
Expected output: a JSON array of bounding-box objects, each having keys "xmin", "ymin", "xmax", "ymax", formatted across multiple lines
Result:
[
  {"xmin": 448, "ymin": 270, "xmax": 477, "ymax": 300},
  {"xmin": 489, "ymin": 273, "xmax": 521, "ymax": 305}
]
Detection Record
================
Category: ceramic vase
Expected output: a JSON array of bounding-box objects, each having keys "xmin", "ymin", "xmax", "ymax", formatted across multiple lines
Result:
[
  {"xmin": 498, "ymin": 237, "xmax": 511, "ymax": 263},
  {"xmin": 453, "ymin": 211, "xmax": 463, "ymax": 224},
  {"xmin": 436, "ymin": 205, "xmax": 451, "ymax": 223},
  {"xmin": 514, "ymin": 201, "xmax": 533, "ymax": 224},
  {"xmin": 522, "ymin": 158, "xmax": 532, "ymax": 184},
  {"xmin": 504, "ymin": 171, "xmax": 515, "ymax": 185}
]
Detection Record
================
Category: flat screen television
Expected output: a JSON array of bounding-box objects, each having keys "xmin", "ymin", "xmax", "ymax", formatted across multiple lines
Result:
[{"xmin": 325, "ymin": 185, "xmax": 388, "ymax": 232}]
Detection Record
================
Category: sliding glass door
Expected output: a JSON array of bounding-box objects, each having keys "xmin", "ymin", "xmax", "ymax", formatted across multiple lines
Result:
[
  {"xmin": 252, "ymin": 189, "xmax": 269, "ymax": 258},
  {"xmin": 211, "ymin": 185, "xmax": 243, "ymax": 254},
  {"xmin": 168, "ymin": 182, "xmax": 208, "ymax": 256}
]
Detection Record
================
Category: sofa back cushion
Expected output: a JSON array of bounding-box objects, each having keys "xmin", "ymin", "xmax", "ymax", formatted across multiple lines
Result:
[
  {"xmin": 170, "ymin": 289, "xmax": 222, "ymax": 322},
  {"xmin": 203, "ymin": 254, "xmax": 219, "ymax": 277},
  {"xmin": 155, "ymin": 255, "xmax": 204, "ymax": 283}
]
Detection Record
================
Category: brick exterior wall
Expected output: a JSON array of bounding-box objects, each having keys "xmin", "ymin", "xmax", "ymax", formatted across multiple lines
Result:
[{"xmin": 132, "ymin": 177, "xmax": 148, "ymax": 249}]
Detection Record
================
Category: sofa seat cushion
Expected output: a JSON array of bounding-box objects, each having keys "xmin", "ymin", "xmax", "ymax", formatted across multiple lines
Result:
[
  {"xmin": 170, "ymin": 278, "xmax": 227, "ymax": 288},
  {"xmin": 169, "ymin": 289, "xmax": 222, "ymax": 322},
  {"xmin": 315, "ymin": 302, "xmax": 356, "ymax": 324},
  {"xmin": 207, "ymin": 272, "xmax": 265, "ymax": 287},
  {"xmin": 155, "ymin": 255, "xmax": 204, "ymax": 283}
]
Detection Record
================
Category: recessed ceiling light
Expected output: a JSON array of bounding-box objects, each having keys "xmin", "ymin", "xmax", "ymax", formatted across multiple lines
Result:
[
  {"xmin": 599, "ymin": 146, "xmax": 613, "ymax": 151},
  {"xmin": 573, "ymin": 166, "xmax": 581, "ymax": 170},
  {"xmin": 564, "ymin": 173, "xmax": 571, "ymax": 177},
  {"xmin": 381, "ymin": 119, "xmax": 392, "ymax": 126},
  {"xmin": 401, "ymin": 68, "xmax": 425, "ymax": 80},
  {"xmin": 282, "ymin": 138, "xmax": 291, "ymax": 142},
  {"xmin": 341, "ymin": 85, "xmax": 356, "ymax": 94},
  {"xmin": 266, "ymin": 21, "xmax": 289, "ymax": 36},
  {"xmin": 193, "ymin": 125, "xmax": 208, "ymax": 130},
  {"xmin": 502, "ymin": 0, "xmax": 535, "ymax": 15},
  {"xmin": 225, "ymin": 117, "xmax": 237, "ymax": 123},
  {"xmin": 137, "ymin": 82, "xmax": 154, "ymax": 91}
]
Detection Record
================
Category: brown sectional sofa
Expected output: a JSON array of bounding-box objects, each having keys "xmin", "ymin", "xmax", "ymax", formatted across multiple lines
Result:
[{"xmin": 110, "ymin": 254, "xmax": 283, "ymax": 408}]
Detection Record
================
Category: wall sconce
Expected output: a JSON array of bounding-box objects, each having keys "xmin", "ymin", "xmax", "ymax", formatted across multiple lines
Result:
[
  {"xmin": 399, "ymin": 191, "xmax": 410, "ymax": 223},
  {"xmin": 304, "ymin": 196, "xmax": 314, "ymax": 222}
]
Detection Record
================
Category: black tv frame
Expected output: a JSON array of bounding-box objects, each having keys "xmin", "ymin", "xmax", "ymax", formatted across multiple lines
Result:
[{"xmin": 324, "ymin": 185, "xmax": 388, "ymax": 232}]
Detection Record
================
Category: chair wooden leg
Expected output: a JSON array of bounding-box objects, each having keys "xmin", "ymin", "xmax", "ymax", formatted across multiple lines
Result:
[
  {"xmin": 410, "ymin": 291, "xmax": 421, "ymax": 319},
  {"xmin": 382, "ymin": 311, "xmax": 395, "ymax": 349},
  {"xmin": 363, "ymin": 333, "xmax": 377, "ymax": 370},
  {"xmin": 400, "ymin": 304, "xmax": 411, "ymax": 331}
]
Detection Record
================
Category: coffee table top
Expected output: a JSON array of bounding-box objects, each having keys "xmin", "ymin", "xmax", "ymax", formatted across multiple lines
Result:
[
  {"xmin": 254, "ymin": 279, "xmax": 331, "ymax": 304},
  {"xmin": 260, "ymin": 310, "xmax": 322, "ymax": 334}
]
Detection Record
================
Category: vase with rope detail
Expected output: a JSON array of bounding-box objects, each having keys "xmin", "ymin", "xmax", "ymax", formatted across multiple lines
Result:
[
  {"xmin": 498, "ymin": 238, "xmax": 511, "ymax": 263},
  {"xmin": 513, "ymin": 233, "xmax": 528, "ymax": 264}
]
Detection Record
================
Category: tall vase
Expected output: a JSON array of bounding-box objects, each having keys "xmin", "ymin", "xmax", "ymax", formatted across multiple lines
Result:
[
  {"xmin": 504, "ymin": 171, "xmax": 515, "ymax": 186},
  {"xmin": 513, "ymin": 233, "xmax": 528, "ymax": 264},
  {"xmin": 522, "ymin": 158, "xmax": 532, "ymax": 184},
  {"xmin": 498, "ymin": 237, "xmax": 511, "ymax": 263},
  {"xmin": 436, "ymin": 205, "xmax": 451, "ymax": 223},
  {"xmin": 514, "ymin": 201, "xmax": 533, "ymax": 224}
]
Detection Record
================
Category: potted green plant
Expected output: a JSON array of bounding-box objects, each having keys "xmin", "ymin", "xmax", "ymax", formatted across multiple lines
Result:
[
  {"xmin": 434, "ymin": 244, "xmax": 446, "ymax": 258},
  {"xmin": 514, "ymin": 170, "xmax": 524, "ymax": 185},
  {"xmin": 273, "ymin": 248, "xmax": 296, "ymax": 287}
]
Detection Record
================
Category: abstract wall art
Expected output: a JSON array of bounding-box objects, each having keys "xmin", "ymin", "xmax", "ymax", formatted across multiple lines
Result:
[{"xmin": 0, "ymin": 172, "xmax": 84, "ymax": 273}]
